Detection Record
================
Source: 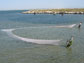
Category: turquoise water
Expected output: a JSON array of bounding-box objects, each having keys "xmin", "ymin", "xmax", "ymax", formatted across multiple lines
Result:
[{"xmin": 0, "ymin": 10, "xmax": 84, "ymax": 63}]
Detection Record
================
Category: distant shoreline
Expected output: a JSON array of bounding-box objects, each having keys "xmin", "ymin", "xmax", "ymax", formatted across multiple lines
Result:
[{"xmin": 22, "ymin": 8, "xmax": 84, "ymax": 14}]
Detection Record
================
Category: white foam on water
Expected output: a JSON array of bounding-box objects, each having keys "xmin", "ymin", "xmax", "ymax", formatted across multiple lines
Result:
[
  {"xmin": 1, "ymin": 29, "xmax": 61, "ymax": 45},
  {"xmin": 49, "ymin": 24, "xmax": 76, "ymax": 28},
  {"xmin": 13, "ymin": 24, "xmax": 76, "ymax": 29},
  {"xmin": 1, "ymin": 24, "xmax": 76, "ymax": 45}
]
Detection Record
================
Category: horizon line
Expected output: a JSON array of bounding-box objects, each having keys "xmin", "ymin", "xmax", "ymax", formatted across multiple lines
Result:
[{"xmin": 1, "ymin": 8, "xmax": 84, "ymax": 11}]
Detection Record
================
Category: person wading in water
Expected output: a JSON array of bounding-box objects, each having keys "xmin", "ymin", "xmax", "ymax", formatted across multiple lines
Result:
[
  {"xmin": 66, "ymin": 36, "xmax": 73, "ymax": 48},
  {"xmin": 78, "ymin": 22, "xmax": 82, "ymax": 28}
]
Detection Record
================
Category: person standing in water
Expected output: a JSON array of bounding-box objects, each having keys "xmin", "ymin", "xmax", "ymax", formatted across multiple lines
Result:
[
  {"xmin": 66, "ymin": 36, "xmax": 73, "ymax": 48},
  {"xmin": 78, "ymin": 22, "xmax": 82, "ymax": 28}
]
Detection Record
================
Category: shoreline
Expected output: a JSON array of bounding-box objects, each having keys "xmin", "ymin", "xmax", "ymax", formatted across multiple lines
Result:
[{"xmin": 22, "ymin": 8, "xmax": 84, "ymax": 14}]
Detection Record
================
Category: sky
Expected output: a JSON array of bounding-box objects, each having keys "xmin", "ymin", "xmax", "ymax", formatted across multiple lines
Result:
[{"xmin": 0, "ymin": 0, "xmax": 84, "ymax": 10}]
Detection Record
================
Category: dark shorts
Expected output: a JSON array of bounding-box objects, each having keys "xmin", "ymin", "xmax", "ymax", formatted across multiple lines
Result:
[{"xmin": 78, "ymin": 25, "xmax": 81, "ymax": 28}]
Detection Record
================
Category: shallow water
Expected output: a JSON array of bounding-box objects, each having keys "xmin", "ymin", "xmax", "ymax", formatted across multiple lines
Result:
[{"xmin": 0, "ymin": 10, "xmax": 84, "ymax": 63}]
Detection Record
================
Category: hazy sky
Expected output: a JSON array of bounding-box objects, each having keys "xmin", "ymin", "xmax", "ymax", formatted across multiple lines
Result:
[{"xmin": 0, "ymin": 0, "xmax": 84, "ymax": 10}]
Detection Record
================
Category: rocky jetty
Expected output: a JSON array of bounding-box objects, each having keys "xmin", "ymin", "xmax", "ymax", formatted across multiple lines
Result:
[{"xmin": 22, "ymin": 9, "xmax": 84, "ymax": 14}]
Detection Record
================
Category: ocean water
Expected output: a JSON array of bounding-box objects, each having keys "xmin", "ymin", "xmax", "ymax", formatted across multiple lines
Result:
[{"xmin": 0, "ymin": 10, "xmax": 84, "ymax": 63}]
